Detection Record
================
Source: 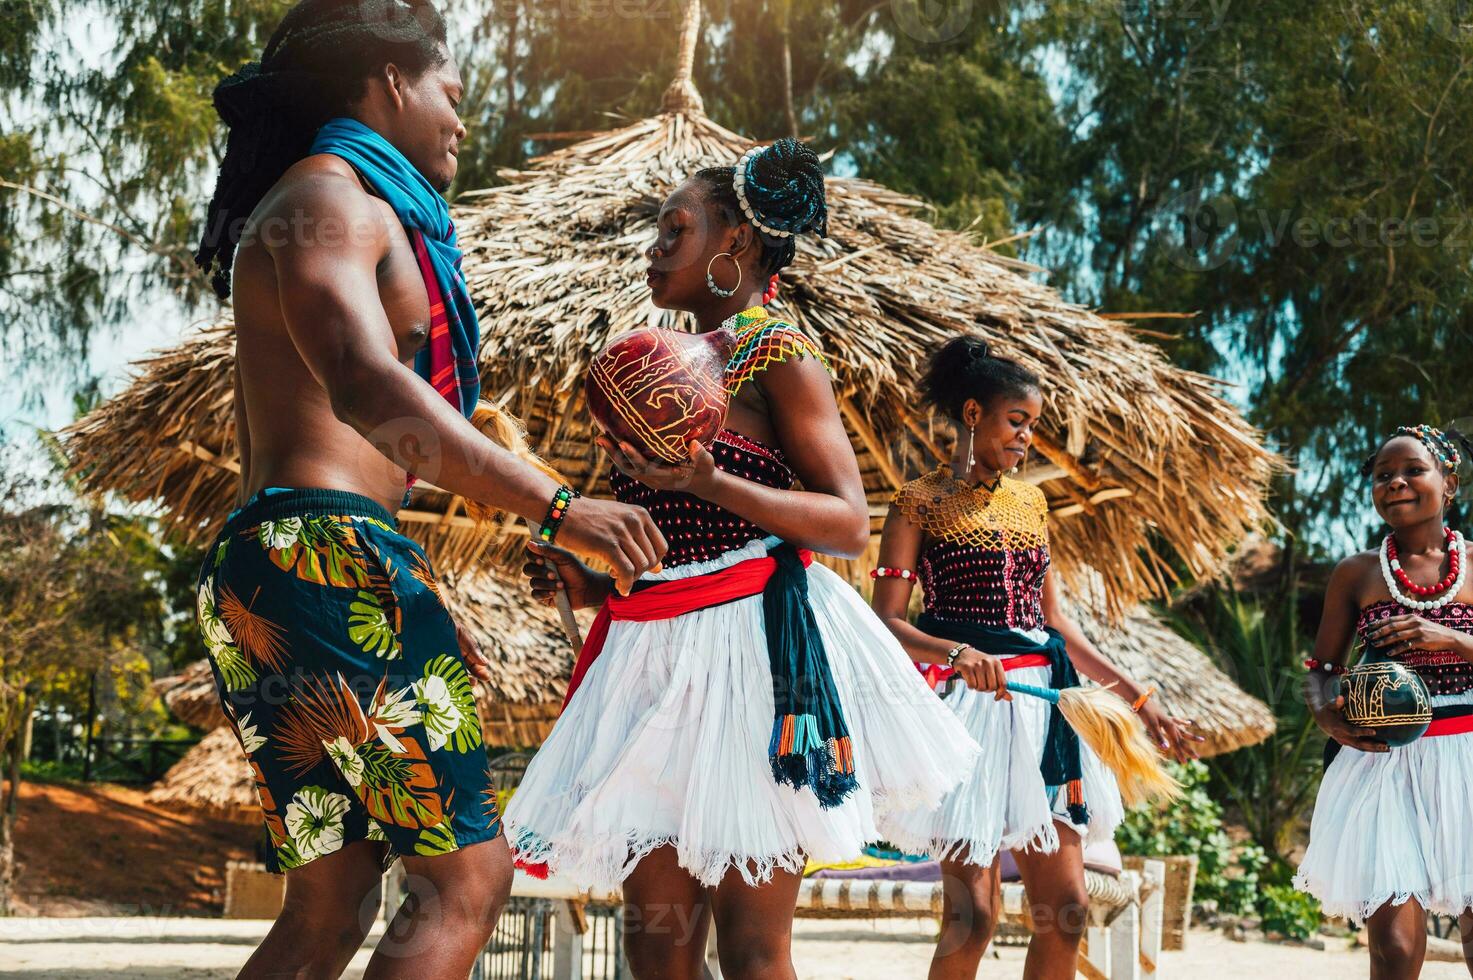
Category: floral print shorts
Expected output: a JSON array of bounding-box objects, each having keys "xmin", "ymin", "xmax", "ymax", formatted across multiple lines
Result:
[{"xmin": 196, "ymin": 488, "xmax": 501, "ymax": 873}]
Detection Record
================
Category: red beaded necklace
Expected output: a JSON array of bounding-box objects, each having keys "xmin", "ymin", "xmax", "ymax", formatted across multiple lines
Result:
[{"xmin": 1386, "ymin": 526, "xmax": 1461, "ymax": 597}]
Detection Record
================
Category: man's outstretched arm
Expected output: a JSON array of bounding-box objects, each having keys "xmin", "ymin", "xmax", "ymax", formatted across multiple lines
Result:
[{"xmin": 265, "ymin": 172, "xmax": 665, "ymax": 591}]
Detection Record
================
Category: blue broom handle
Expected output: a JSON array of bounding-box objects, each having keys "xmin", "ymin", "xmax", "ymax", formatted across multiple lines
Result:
[{"xmin": 1006, "ymin": 681, "xmax": 1061, "ymax": 704}]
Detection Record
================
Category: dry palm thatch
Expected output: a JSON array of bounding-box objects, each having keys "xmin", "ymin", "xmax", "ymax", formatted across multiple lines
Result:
[
  {"xmin": 153, "ymin": 658, "xmax": 226, "ymax": 731},
  {"xmin": 446, "ymin": 98, "xmax": 1279, "ymax": 617},
  {"xmin": 144, "ymin": 725, "xmax": 258, "ymax": 823},
  {"xmin": 62, "ymin": 105, "xmax": 1275, "ymax": 618}
]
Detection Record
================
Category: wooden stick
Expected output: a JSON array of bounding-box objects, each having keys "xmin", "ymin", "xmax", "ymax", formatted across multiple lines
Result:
[{"xmin": 551, "ymin": 568, "xmax": 583, "ymax": 651}]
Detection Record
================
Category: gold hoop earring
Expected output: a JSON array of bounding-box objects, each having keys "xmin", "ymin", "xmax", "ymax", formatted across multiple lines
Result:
[{"xmin": 706, "ymin": 252, "xmax": 742, "ymax": 298}]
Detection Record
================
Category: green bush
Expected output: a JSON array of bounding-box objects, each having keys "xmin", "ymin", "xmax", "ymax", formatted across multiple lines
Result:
[
  {"xmin": 1259, "ymin": 884, "xmax": 1322, "ymax": 940},
  {"xmin": 1117, "ymin": 760, "xmax": 1264, "ymax": 916},
  {"xmin": 1164, "ymin": 589, "xmax": 1323, "ymax": 860}
]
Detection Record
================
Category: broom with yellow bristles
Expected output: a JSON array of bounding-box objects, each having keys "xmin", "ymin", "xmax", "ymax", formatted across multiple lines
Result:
[{"xmin": 1003, "ymin": 678, "xmax": 1182, "ymax": 807}]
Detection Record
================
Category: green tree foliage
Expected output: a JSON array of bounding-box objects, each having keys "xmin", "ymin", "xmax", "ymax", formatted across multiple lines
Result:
[
  {"xmin": 834, "ymin": 3, "xmax": 1067, "ymax": 242},
  {"xmin": 0, "ymin": 453, "xmax": 184, "ymax": 913},
  {"xmin": 1116, "ymin": 759, "xmax": 1267, "ymax": 917},
  {"xmin": 1011, "ymin": 1, "xmax": 1473, "ymax": 545},
  {"xmin": 4, "ymin": 2, "xmax": 1471, "ymax": 538},
  {"xmin": 1165, "ymin": 586, "xmax": 1323, "ymax": 861},
  {"xmin": 0, "ymin": 0, "xmax": 294, "ymax": 381}
]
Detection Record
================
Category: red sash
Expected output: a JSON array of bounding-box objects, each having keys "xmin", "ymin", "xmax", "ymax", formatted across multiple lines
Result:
[
  {"xmin": 1425, "ymin": 712, "xmax": 1473, "ymax": 738},
  {"xmin": 561, "ymin": 548, "xmax": 815, "ymax": 708},
  {"xmin": 919, "ymin": 652, "xmax": 1052, "ymax": 691}
]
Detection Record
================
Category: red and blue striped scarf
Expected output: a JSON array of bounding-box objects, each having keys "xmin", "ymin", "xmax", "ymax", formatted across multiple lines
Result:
[{"xmin": 309, "ymin": 118, "xmax": 481, "ymax": 424}]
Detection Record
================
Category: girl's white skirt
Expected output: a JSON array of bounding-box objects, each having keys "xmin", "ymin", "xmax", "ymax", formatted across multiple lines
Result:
[
  {"xmin": 1293, "ymin": 691, "xmax": 1473, "ymax": 923},
  {"xmin": 877, "ymin": 630, "xmax": 1125, "ymax": 868},
  {"xmin": 503, "ymin": 539, "xmax": 980, "ymax": 893}
]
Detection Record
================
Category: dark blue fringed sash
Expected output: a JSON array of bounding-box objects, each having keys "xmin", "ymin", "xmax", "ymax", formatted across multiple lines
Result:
[{"xmin": 764, "ymin": 542, "xmax": 857, "ymax": 807}]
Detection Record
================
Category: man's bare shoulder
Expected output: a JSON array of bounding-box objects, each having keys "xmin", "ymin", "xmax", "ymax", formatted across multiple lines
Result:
[{"xmin": 249, "ymin": 155, "xmax": 391, "ymax": 253}]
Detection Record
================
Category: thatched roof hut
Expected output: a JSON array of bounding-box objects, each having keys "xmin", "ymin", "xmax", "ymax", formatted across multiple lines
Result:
[
  {"xmin": 63, "ymin": 0, "xmax": 1275, "ymax": 621},
  {"xmin": 145, "ymin": 725, "xmax": 258, "ymax": 822},
  {"xmin": 153, "ymin": 658, "xmax": 226, "ymax": 731},
  {"xmin": 80, "ymin": 2, "xmax": 1276, "ymax": 807}
]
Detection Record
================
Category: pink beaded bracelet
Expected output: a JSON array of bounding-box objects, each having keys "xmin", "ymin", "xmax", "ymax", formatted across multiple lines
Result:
[{"xmin": 870, "ymin": 567, "xmax": 915, "ymax": 581}]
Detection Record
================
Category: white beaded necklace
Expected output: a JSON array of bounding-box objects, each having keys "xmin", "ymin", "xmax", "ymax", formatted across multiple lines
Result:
[{"xmin": 1379, "ymin": 530, "xmax": 1467, "ymax": 611}]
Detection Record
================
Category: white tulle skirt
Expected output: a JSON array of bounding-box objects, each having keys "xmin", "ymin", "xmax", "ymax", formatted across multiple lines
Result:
[
  {"xmin": 1293, "ymin": 691, "xmax": 1473, "ymax": 923},
  {"xmin": 877, "ymin": 630, "xmax": 1125, "ymax": 868},
  {"xmin": 503, "ymin": 539, "xmax": 980, "ymax": 893}
]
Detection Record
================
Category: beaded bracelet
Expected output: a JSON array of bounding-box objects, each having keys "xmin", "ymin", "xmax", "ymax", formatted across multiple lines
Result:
[
  {"xmin": 871, "ymin": 567, "xmax": 916, "ymax": 581},
  {"xmin": 945, "ymin": 643, "xmax": 969, "ymax": 667},
  {"xmin": 537, "ymin": 485, "xmax": 579, "ymax": 544},
  {"xmin": 1131, "ymin": 685, "xmax": 1156, "ymax": 713},
  {"xmin": 1303, "ymin": 658, "xmax": 1347, "ymax": 676}
]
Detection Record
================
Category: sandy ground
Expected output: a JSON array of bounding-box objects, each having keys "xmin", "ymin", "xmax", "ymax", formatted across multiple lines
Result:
[{"xmin": 0, "ymin": 919, "xmax": 1469, "ymax": 979}]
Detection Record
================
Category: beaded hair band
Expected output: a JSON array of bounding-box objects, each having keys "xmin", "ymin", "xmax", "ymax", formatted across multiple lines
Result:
[
  {"xmin": 1362, "ymin": 423, "xmax": 1466, "ymax": 478},
  {"xmin": 1399, "ymin": 424, "xmax": 1462, "ymax": 473},
  {"xmin": 734, "ymin": 145, "xmax": 795, "ymax": 240}
]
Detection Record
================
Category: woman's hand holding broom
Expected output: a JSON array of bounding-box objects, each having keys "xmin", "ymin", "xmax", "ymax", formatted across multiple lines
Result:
[{"xmin": 952, "ymin": 647, "xmax": 1012, "ymax": 701}]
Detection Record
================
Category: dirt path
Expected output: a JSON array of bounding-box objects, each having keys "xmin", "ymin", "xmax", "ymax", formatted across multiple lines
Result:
[
  {"xmin": 1, "ymin": 919, "xmax": 1468, "ymax": 978},
  {"xmin": 3, "ymin": 780, "xmax": 255, "ymax": 917}
]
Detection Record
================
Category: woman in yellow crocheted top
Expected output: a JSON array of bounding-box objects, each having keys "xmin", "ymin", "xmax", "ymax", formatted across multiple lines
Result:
[{"xmin": 872, "ymin": 335, "xmax": 1200, "ymax": 980}]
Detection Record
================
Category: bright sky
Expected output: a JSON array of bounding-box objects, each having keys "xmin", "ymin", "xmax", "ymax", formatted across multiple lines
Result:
[{"xmin": 1, "ymin": 3, "xmax": 197, "ymax": 441}]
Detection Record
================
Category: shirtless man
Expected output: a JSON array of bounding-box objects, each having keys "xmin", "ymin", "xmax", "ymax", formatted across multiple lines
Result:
[{"xmin": 189, "ymin": 2, "xmax": 665, "ymax": 977}]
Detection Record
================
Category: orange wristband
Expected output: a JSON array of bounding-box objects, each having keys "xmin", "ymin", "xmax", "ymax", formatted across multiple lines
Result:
[{"xmin": 1131, "ymin": 685, "xmax": 1156, "ymax": 713}]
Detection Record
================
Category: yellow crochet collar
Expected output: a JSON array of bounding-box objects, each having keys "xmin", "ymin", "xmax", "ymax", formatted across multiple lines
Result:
[{"xmin": 893, "ymin": 467, "xmax": 1049, "ymax": 549}]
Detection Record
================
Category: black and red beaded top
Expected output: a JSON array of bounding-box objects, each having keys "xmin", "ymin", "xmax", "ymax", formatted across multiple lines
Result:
[
  {"xmin": 894, "ymin": 470, "xmax": 1051, "ymax": 631},
  {"xmin": 610, "ymin": 428, "xmax": 794, "ymax": 567},
  {"xmin": 1356, "ymin": 600, "xmax": 1473, "ymax": 696},
  {"xmin": 608, "ymin": 307, "xmax": 827, "ymax": 568}
]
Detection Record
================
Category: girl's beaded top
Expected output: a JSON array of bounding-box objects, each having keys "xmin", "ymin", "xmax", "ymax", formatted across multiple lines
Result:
[
  {"xmin": 893, "ymin": 469, "xmax": 1051, "ymax": 630},
  {"xmin": 1356, "ymin": 599, "xmax": 1473, "ymax": 696},
  {"xmin": 610, "ymin": 429, "xmax": 794, "ymax": 567},
  {"xmin": 722, "ymin": 306, "xmax": 829, "ymax": 396}
]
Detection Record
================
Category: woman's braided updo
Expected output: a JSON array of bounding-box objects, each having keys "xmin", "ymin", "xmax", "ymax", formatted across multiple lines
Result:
[
  {"xmin": 194, "ymin": 0, "xmax": 449, "ymax": 300},
  {"xmin": 921, "ymin": 335, "xmax": 1041, "ymax": 422},
  {"xmin": 694, "ymin": 138, "xmax": 828, "ymax": 277}
]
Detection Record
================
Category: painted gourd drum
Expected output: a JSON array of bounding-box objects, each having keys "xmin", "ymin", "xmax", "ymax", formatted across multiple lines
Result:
[
  {"xmin": 1340, "ymin": 659, "xmax": 1432, "ymax": 747},
  {"xmin": 585, "ymin": 327, "xmax": 735, "ymax": 464}
]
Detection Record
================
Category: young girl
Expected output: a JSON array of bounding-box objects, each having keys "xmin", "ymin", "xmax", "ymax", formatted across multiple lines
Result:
[
  {"xmin": 1295, "ymin": 424, "xmax": 1473, "ymax": 978},
  {"xmin": 872, "ymin": 336, "xmax": 1200, "ymax": 980},
  {"xmin": 502, "ymin": 139, "xmax": 979, "ymax": 980}
]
